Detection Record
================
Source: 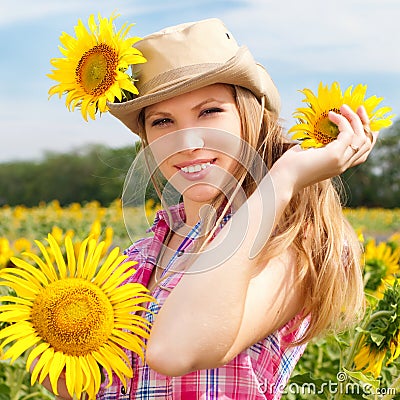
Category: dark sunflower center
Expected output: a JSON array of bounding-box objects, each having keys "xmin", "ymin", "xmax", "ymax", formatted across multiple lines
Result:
[
  {"xmin": 31, "ymin": 278, "xmax": 114, "ymax": 356},
  {"xmin": 313, "ymin": 109, "xmax": 340, "ymax": 144},
  {"xmin": 75, "ymin": 43, "xmax": 118, "ymax": 96}
]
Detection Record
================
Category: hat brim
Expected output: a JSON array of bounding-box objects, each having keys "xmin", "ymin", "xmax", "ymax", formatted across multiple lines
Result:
[{"xmin": 107, "ymin": 46, "xmax": 280, "ymax": 134}]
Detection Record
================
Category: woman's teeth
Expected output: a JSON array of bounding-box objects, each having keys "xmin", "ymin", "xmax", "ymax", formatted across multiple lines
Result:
[{"xmin": 181, "ymin": 162, "xmax": 212, "ymax": 173}]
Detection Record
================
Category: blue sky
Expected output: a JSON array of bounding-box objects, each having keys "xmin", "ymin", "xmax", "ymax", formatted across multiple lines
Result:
[{"xmin": 1, "ymin": 0, "xmax": 399, "ymax": 162}]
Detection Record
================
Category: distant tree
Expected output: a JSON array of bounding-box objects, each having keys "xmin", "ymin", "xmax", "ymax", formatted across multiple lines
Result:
[
  {"xmin": 341, "ymin": 118, "xmax": 400, "ymax": 208},
  {"xmin": 0, "ymin": 144, "xmax": 139, "ymax": 206}
]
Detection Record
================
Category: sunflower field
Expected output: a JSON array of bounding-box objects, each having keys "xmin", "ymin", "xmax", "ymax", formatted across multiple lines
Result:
[{"xmin": 0, "ymin": 201, "xmax": 400, "ymax": 399}]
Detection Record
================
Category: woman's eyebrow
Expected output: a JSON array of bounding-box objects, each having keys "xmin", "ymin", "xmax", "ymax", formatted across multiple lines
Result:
[
  {"xmin": 145, "ymin": 97, "xmax": 225, "ymax": 121},
  {"xmin": 192, "ymin": 98, "xmax": 222, "ymax": 111},
  {"xmin": 145, "ymin": 110, "xmax": 172, "ymax": 121}
]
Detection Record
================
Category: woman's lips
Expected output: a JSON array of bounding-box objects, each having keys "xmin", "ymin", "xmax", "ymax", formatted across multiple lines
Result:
[{"xmin": 175, "ymin": 159, "xmax": 216, "ymax": 181}]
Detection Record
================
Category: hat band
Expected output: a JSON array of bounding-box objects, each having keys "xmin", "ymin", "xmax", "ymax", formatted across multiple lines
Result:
[{"xmin": 139, "ymin": 63, "xmax": 223, "ymax": 95}]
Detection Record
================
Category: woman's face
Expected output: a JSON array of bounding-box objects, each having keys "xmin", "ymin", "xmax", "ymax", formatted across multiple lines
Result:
[{"xmin": 144, "ymin": 84, "xmax": 242, "ymax": 206}]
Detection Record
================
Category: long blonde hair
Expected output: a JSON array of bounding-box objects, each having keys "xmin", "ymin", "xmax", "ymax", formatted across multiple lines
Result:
[
  {"xmin": 234, "ymin": 85, "xmax": 365, "ymax": 344},
  {"xmin": 137, "ymin": 85, "xmax": 365, "ymax": 344}
]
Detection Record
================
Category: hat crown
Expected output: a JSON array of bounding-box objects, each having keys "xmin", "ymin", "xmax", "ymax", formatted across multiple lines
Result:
[
  {"xmin": 133, "ymin": 19, "xmax": 239, "ymax": 94},
  {"xmin": 107, "ymin": 18, "xmax": 281, "ymax": 134}
]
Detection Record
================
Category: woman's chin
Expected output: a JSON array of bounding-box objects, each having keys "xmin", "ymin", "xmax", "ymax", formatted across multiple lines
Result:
[{"xmin": 182, "ymin": 185, "xmax": 221, "ymax": 204}]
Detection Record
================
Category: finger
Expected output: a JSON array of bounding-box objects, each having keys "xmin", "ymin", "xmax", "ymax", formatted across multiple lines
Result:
[
  {"xmin": 339, "ymin": 104, "xmax": 364, "ymax": 138},
  {"xmin": 328, "ymin": 109, "xmax": 353, "ymax": 146},
  {"xmin": 357, "ymin": 105, "xmax": 374, "ymax": 144},
  {"xmin": 357, "ymin": 105, "xmax": 370, "ymax": 125},
  {"xmin": 338, "ymin": 105, "xmax": 375, "ymax": 159}
]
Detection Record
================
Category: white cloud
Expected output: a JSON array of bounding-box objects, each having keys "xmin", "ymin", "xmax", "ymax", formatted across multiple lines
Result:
[{"xmin": 223, "ymin": 0, "xmax": 400, "ymax": 73}]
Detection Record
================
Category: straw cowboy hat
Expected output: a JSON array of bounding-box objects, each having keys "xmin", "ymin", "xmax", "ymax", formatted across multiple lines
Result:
[{"xmin": 108, "ymin": 18, "xmax": 281, "ymax": 134}]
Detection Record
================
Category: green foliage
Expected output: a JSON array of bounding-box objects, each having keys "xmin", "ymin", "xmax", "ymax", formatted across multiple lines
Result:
[
  {"xmin": 0, "ymin": 359, "xmax": 54, "ymax": 400},
  {"xmin": 0, "ymin": 144, "xmax": 140, "ymax": 207},
  {"xmin": 342, "ymin": 119, "xmax": 400, "ymax": 208}
]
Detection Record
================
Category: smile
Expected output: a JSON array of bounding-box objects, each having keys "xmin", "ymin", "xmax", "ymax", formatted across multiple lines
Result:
[{"xmin": 180, "ymin": 162, "xmax": 212, "ymax": 173}]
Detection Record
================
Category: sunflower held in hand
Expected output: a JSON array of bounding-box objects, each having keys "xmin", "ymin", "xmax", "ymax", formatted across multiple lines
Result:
[{"xmin": 289, "ymin": 82, "xmax": 394, "ymax": 148}]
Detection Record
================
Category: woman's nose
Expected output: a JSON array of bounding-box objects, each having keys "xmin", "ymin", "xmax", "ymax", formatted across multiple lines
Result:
[
  {"xmin": 147, "ymin": 128, "xmax": 205, "ymax": 164},
  {"xmin": 177, "ymin": 128, "xmax": 205, "ymax": 152}
]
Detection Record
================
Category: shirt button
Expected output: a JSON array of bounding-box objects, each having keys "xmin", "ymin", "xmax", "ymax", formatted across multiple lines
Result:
[
  {"xmin": 121, "ymin": 386, "xmax": 127, "ymax": 394},
  {"xmin": 177, "ymin": 250, "xmax": 184, "ymax": 257}
]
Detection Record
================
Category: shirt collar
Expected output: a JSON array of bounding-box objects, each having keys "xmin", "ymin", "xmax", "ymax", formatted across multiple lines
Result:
[
  {"xmin": 147, "ymin": 202, "xmax": 233, "ymax": 236},
  {"xmin": 147, "ymin": 202, "xmax": 186, "ymax": 233}
]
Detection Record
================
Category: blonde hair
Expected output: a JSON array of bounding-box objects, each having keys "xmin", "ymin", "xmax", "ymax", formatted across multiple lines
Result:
[{"xmin": 137, "ymin": 85, "xmax": 365, "ymax": 345}]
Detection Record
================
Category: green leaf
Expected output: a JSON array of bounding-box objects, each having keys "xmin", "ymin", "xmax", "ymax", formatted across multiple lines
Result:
[
  {"xmin": 0, "ymin": 384, "xmax": 10, "ymax": 400},
  {"xmin": 342, "ymin": 368, "xmax": 380, "ymax": 389},
  {"xmin": 370, "ymin": 333, "xmax": 386, "ymax": 346}
]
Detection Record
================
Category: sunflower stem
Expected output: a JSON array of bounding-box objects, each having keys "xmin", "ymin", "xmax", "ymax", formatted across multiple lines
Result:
[
  {"xmin": 20, "ymin": 392, "xmax": 51, "ymax": 400},
  {"xmin": 379, "ymin": 374, "xmax": 400, "ymax": 400},
  {"xmin": 334, "ymin": 310, "xmax": 394, "ymax": 400}
]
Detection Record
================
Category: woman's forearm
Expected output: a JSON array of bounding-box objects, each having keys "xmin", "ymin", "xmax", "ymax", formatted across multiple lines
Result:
[{"xmin": 146, "ymin": 164, "xmax": 297, "ymax": 375}]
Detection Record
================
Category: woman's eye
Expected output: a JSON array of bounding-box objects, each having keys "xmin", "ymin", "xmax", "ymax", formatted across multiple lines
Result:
[
  {"xmin": 200, "ymin": 107, "xmax": 223, "ymax": 117},
  {"xmin": 152, "ymin": 118, "xmax": 172, "ymax": 127}
]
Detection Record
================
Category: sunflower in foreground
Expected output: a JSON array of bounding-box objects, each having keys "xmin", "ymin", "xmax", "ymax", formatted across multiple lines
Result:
[
  {"xmin": 289, "ymin": 82, "xmax": 394, "ymax": 148},
  {"xmin": 354, "ymin": 280, "xmax": 400, "ymax": 378},
  {"xmin": 48, "ymin": 13, "xmax": 146, "ymax": 121},
  {"xmin": 0, "ymin": 234, "xmax": 154, "ymax": 399}
]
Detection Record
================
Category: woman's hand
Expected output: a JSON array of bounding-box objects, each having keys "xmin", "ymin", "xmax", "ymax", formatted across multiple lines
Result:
[
  {"xmin": 29, "ymin": 357, "xmax": 72, "ymax": 399},
  {"xmin": 273, "ymin": 104, "xmax": 376, "ymax": 195}
]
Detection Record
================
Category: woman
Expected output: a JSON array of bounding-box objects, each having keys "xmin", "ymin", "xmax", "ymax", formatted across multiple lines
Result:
[{"xmin": 53, "ymin": 18, "xmax": 374, "ymax": 399}]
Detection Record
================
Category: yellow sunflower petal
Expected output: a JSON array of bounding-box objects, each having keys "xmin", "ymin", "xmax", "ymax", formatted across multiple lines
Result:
[
  {"xmin": 100, "ymin": 344, "xmax": 132, "ymax": 387},
  {"xmin": 49, "ymin": 351, "xmax": 67, "ymax": 396},
  {"xmin": 76, "ymin": 236, "xmax": 90, "ymax": 278},
  {"xmin": 92, "ymin": 349, "xmax": 114, "ymax": 388},
  {"xmin": 34, "ymin": 240, "xmax": 59, "ymax": 279},
  {"xmin": 92, "ymin": 247, "xmax": 124, "ymax": 285},
  {"xmin": 81, "ymin": 238, "xmax": 101, "ymax": 280},
  {"xmin": 31, "ymin": 347, "xmax": 54, "ymax": 385},
  {"xmin": 65, "ymin": 355, "xmax": 77, "ymax": 398},
  {"xmin": 65, "ymin": 235, "xmax": 76, "ymax": 277},
  {"xmin": 0, "ymin": 282, "xmax": 36, "ymax": 299},
  {"xmin": 0, "ymin": 272, "xmax": 40, "ymax": 294},
  {"xmin": 0, "ymin": 320, "xmax": 34, "ymax": 341},
  {"xmin": 110, "ymin": 330, "xmax": 145, "ymax": 361},
  {"xmin": 3, "ymin": 334, "xmax": 41, "ymax": 363},
  {"xmin": 46, "ymin": 234, "xmax": 68, "ymax": 278},
  {"xmin": 23, "ymin": 252, "xmax": 58, "ymax": 282},
  {"xmin": 86, "ymin": 353, "xmax": 102, "ymax": 397},
  {"xmin": 108, "ymin": 282, "xmax": 147, "ymax": 303},
  {"xmin": 78, "ymin": 355, "xmax": 93, "ymax": 393},
  {"xmin": 26, "ymin": 342, "xmax": 51, "ymax": 372},
  {"xmin": 8, "ymin": 257, "xmax": 49, "ymax": 286}
]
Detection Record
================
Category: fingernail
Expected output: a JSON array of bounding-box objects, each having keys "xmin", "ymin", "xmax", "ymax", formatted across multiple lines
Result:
[{"xmin": 341, "ymin": 104, "xmax": 350, "ymax": 111}]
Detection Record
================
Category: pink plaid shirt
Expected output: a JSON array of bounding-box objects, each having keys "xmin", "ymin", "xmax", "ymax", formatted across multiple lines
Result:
[{"xmin": 97, "ymin": 203, "xmax": 309, "ymax": 400}]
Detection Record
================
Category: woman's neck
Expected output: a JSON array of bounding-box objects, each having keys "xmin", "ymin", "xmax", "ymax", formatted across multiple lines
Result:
[{"xmin": 181, "ymin": 198, "xmax": 205, "ymax": 227}]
